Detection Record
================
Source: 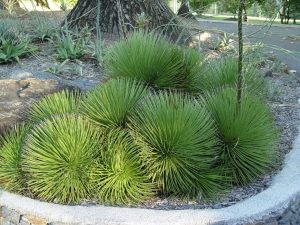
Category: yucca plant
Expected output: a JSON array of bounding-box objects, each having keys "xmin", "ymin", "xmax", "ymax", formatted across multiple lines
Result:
[
  {"xmin": 0, "ymin": 124, "xmax": 30, "ymax": 192},
  {"xmin": 90, "ymin": 129, "xmax": 153, "ymax": 205},
  {"xmin": 200, "ymin": 57, "xmax": 265, "ymax": 95},
  {"xmin": 29, "ymin": 90, "xmax": 80, "ymax": 123},
  {"xmin": 29, "ymin": 16, "xmax": 58, "ymax": 42},
  {"xmin": 0, "ymin": 21, "xmax": 17, "ymax": 45},
  {"xmin": 81, "ymin": 78, "xmax": 149, "ymax": 128},
  {"xmin": 129, "ymin": 92, "xmax": 224, "ymax": 198},
  {"xmin": 56, "ymin": 32, "xmax": 86, "ymax": 60},
  {"xmin": 22, "ymin": 115, "xmax": 100, "ymax": 204},
  {"xmin": 203, "ymin": 88, "xmax": 278, "ymax": 184},
  {"xmin": 0, "ymin": 38, "xmax": 37, "ymax": 64},
  {"xmin": 104, "ymin": 32, "xmax": 204, "ymax": 92}
]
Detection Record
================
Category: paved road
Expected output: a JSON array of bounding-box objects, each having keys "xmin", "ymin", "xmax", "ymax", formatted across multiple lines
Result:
[{"xmin": 199, "ymin": 20, "xmax": 300, "ymax": 76}]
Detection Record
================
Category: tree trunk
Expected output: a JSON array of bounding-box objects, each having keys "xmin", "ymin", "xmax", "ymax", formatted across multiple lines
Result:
[
  {"xmin": 243, "ymin": 4, "xmax": 247, "ymax": 22},
  {"xmin": 237, "ymin": 0, "xmax": 245, "ymax": 109},
  {"xmin": 177, "ymin": 0, "xmax": 195, "ymax": 19},
  {"xmin": 66, "ymin": 0, "xmax": 190, "ymax": 43}
]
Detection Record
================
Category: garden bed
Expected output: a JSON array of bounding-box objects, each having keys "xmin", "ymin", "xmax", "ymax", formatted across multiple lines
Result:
[
  {"xmin": 1, "ymin": 35, "xmax": 300, "ymax": 210},
  {"xmin": 1, "ymin": 11, "xmax": 300, "ymax": 224}
]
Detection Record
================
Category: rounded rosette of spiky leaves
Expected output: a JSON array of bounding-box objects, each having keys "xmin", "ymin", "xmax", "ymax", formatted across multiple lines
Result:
[
  {"xmin": 0, "ymin": 124, "xmax": 31, "ymax": 192},
  {"xmin": 22, "ymin": 115, "xmax": 99, "ymax": 204},
  {"xmin": 90, "ymin": 129, "xmax": 153, "ymax": 205},
  {"xmin": 29, "ymin": 90, "xmax": 80, "ymax": 123},
  {"xmin": 81, "ymin": 78, "xmax": 149, "ymax": 128},
  {"xmin": 104, "ymin": 32, "xmax": 204, "ymax": 92},
  {"xmin": 129, "ymin": 92, "xmax": 223, "ymax": 198},
  {"xmin": 203, "ymin": 88, "xmax": 278, "ymax": 184},
  {"xmin": 200, "ymin": 57, "xmax": 265, "ymax": 94}
]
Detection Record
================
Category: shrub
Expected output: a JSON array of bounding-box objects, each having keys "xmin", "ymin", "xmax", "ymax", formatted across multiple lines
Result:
[
  {"xmin": 29, "ymin": 90, "xmax": 80, "ymax": 123},
  {"xmin": 104, "ymin": 32, "xmax": 204, "ymax": 92},
  {"xmin": 90, "ymin": 129, "xmax": 153, "ymax": 205},
  {"xmin": 200, "ymin": 57, "xmax": 265, "ymax": 94},
  {"xmin": 129, "ymin": 92, "xmax": 224, "ymax": 198},
  {"xmin": 81, "ymin": 78, "xmax": 149, "ymax": 128},
  {"xmin": 203, "ymin": 88, "xmax": 278, "ymax": 184},
  {"xmin": 22, "ymin": 115, "xmax": 99, "ymax": 204},
  {"xmin": 0, "ymin": 124, "xmax": 30, "ymax": 192}
]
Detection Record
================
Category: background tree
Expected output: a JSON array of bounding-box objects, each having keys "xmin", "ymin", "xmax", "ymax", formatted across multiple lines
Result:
[
  {"xmin": 219, "ymin": 0, "xmax": 264, "ymax": 21},
  {"xmin": 289, "ymin": 0, "xmax": 300, "ymax": 24},
  {"xmin": 219, "ymin": 0, "xmax": 240, "ymax": 18},
  {"xmin": 189, "ymin": 0, "xmax": 218, "ymax": 14},
  {"xmin": 259, "ymin": 0, "xmax": 278, "ymax": 18}
]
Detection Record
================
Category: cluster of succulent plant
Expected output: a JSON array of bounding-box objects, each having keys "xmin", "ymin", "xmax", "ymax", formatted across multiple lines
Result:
[
  {"xmin": 0, "ymin": 32, "xmax": 278, "ymax": 205},
  {"xmin": 0, "ymin": 21, "xmax": 37, "ymax": 64}
]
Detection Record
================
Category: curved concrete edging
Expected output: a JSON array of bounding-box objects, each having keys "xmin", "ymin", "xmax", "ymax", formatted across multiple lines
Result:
[{"xmin": 1, "ymin": 117, "xmax": 300, "ymax": 224}]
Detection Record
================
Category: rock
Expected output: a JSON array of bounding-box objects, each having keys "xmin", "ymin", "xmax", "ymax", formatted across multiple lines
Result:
[
  {"xmin": 0, "ymin": 78, "xmax": 69, "ymax": 132},
  {"xmin": 22, "ymin": 215, "xmax": 48, "ymax": 225},
  {"xmin": 10, "ymin": 71, "xmax": 34, "ymax": 80}
]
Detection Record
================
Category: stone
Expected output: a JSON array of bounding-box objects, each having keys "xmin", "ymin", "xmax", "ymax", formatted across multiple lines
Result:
[
  {"xmin": 19, "ymin": 218, "xmax": 31, "ymax": 225},
  {"xmin": 0, "ymin": 78, "xmax": 68, "ymax": 132},
  {"xmin": 22, "ymin": 215, "xmax": 48, "ymax": 225}
]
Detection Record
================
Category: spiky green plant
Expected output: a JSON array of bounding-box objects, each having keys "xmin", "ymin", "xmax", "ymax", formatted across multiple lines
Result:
[
  {"xmin": 200, "ymin": 57, "xmax": 265, "ymax": 94},
  {"xmin": 0, "ymin": 21, "xmax": 17, "ymax": 45},
  {"xmin": 0, "ymin": 124, "xmax": 30, "ymax": 192},
  {"xmin": 22, "ymin": 115, "xmax": 99, "ymax": 204},
  {"xmin": 104, "ymin": 32, "xmax": 204, "ymax": 92},
  {"xmin": 56, "ymin": 32, "xmax": 86, "ymax": 60},
  {"xmin": 0, "ymin": 38, "xmax": 37, "ymax": 64},
  {"xmin": 81, "ymin": 78, "xmax": 149, "ymax": 128},
  {"xmin": 29, "ymin": 16, "xmax": 58, "ymax": 42},
  {"xmin": 129, "ymin": 92, "xmax": 224, "ymax": 198},
  {"xmin": 90, "ymin": 129, "xmax": 153, "ymax": 205},
  {"xmin": 203, "ymin": 88, "xmax": 278, "ymax": 184},
  {"xmin": 29, "ymin": 90, "xmax": 80, "ymax": 123}
]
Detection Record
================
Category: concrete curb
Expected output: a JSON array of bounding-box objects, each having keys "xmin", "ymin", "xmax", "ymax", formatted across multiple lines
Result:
[{"xmin": 1, "ymin": 113, "xmax": 300, "ymax": 225}]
